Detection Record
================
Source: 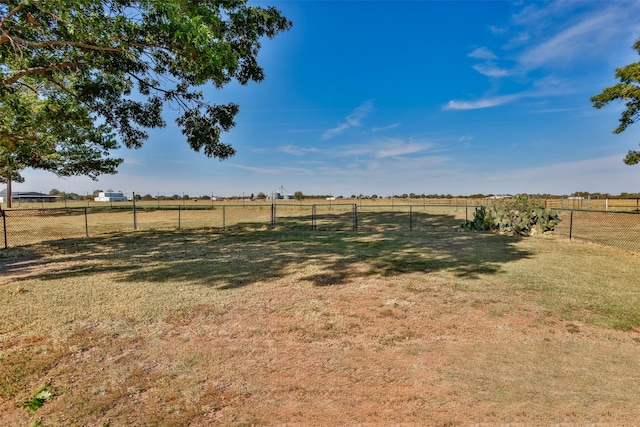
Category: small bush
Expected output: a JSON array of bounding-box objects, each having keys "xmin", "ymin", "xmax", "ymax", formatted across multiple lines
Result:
[
  {"xmin": 23, "ymin": 383, "xmax": 54, "ymax": 413},
  {"xmin": 461, "ymin": 195, "xmax": 561, "ymax": 236}
]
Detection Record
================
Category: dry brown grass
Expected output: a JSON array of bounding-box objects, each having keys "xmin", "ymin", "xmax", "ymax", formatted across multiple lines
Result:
[
  {"xmin": 1, "ymin": 228, "xmax": 640, "ymax": 426},
  {"xmin": 5, "ymin": 200, "xmax": 639, "ymax": 255},
  {"xmin": 2, "ymin": 204, "xmax": 471, "ymax": 247},
  {"xmin": 13, "ymin": 196, "xmax": 640, "ymax": 213}
]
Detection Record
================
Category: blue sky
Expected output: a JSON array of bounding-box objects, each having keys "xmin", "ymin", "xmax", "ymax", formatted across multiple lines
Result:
[{"xmin": 15, "ymin": 0, "xmax": 640, "ymax": 198}]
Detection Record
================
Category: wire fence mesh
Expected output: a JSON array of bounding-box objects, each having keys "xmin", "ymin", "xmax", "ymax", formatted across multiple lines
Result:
[
  {"xmin": 1, "ymin": 204, "xmax": 639, "ymax": 254},
  {"xmin": 553, "ymin": 209, "xmax": 640, "ymax": 254}
]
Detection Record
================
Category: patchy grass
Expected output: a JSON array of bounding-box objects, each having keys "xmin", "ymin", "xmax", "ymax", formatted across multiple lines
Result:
[{"xmin": 1, "ymin": 227, "xmax": 640, "ymax": 425}]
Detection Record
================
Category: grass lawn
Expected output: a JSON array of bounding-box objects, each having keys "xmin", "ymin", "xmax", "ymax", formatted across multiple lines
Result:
[{"xmin": 1, "ymin": 224, "xmax": 640, "ymax": 425}]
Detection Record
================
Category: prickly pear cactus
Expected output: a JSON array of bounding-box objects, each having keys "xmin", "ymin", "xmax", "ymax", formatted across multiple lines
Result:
[{"xmin": 461, "ymin": 195, "xmax": 562, "ymax": 236}]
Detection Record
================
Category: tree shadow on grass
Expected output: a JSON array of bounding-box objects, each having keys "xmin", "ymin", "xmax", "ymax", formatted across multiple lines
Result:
[
  {"xmin": 273, "ymin": 209, "xmax": 467, "ymax": 232},
  {"xmin": 3, "ymin": 211, "xmax": 533, "ymax": 289},
  {"xmin": 0, "ymin": 245, "xmax": 49, "ymax": 277}
]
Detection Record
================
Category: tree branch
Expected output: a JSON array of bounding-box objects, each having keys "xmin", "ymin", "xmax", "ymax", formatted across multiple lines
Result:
[
  {"xmin": 125, "ymin": 71, "xmax": 196, "ymax": 111},
  {"xmin": 1, "ymin": 133, "xmax": 38, "ymax": 145},
  {"xmin": 1, "ymin": 30, "xmax": 155, "ymax": 52},
  {"xmin": 1, "ymin": 61, "xmax": 85, "ymax": 85},
  {"xmin": 0, "ymin": 1, "xmax": 26, "ymax": 28},
  {"xmin": 43, "ymin": 74, "xmax": 79, "ymax": 100},
  {"xmin": 1, "ymin": 34, "xmax": 123, "ymax": 51},
  {"xmin": 15, "ymin": 80, "xmax": 41, "ymax": 94}
]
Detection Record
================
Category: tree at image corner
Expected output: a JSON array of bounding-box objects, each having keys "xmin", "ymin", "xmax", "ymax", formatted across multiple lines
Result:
[
  {"xmin": 591, "ymin": 38, "xmax": 640, "ymax": 166},
  {"xmin": 0, "ymin": 0, "xmax": 292, "ymax": 207}
]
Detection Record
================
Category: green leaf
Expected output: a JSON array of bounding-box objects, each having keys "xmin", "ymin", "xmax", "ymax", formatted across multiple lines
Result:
[
  {"xmin": 591, "ymin": 38, "xmax": 640, "ymax": 163},
  {"xmin": 0, "ymin": 0, "xmax": 292, "ymax": 196}
]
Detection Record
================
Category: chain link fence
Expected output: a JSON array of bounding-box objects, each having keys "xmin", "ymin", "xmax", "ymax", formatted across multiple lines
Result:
[
  {"xmin": 0, "ymin": 204, "xmax": 272, "ymax": 248},
  {"xmin": 1, "ymin": 204, "xmax": 639, "ymax": 254},
  {"xmin": 553, "ymin": 209, "xmax": 640, "ymax": 253}
]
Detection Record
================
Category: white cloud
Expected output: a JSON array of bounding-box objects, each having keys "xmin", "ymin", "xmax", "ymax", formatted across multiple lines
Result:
[
  {"xmin": 279, "ymin": 144, "xmax": 319, "ymax": 156},
  {"xmin": 511, "ymin": 2, "xmax": 569, "ymax": 27},
  {"xmin": 470, "ymin": 155, "xmax": 640, "ymax": 195},
  {"xmin": 321, "ymin": 100, "xmax": 374, "ymax": 140},
  {"xmin": 372, "ymin": 123, "xmax": 400, "ymax": 132},
  {"xmin": 506, "ymin": 1, "xmax": 640, "ymax": 71},
  {"xmin": 453, "ymin": 1, "xmax": 640, "ymax": 115},
  {"xmin": 375, "ymin": 139, "xmax": 433, "ymax": 159},
  {"xmin": 458, "ymin": 135, "xmax": 473, "ymax": 144},
  {"xmin": 333, "ymin": 138, "xmax": 435, "ymax": 161},
  {"xmin": 14, "ymin": 151, "xmax": 640, "ymax": 199},
  {"xmin": 472, "ymin": 63, "xmax": 509, "ymax": 77},
  {"xmin": 489, "ymin": 25, "xmax": 506, "ymax": 35},
  {"xmin": 230, "ymin": 164, "xmax": 313, "ymax": 175},
  {"xmin": 321, "ymin": 122, "xmax": 350, "ymax": 140},
  {"xmin": 444, "ymin": 94, "xmax": 520, "ymax": 110},
  {"xmin": 517, "ymin": 11, "xmax": 617, "ymax": 70},
  {"xmin": 468, "ymin": 47, "xmax": 509, "ymax": 78},
  {"xmin": 449, "ymin": 2, "xmax": 639, "ymax": 112},
  {"xmin": 467, "ymin": 47, "xmax": 497, "ymax": 60}
]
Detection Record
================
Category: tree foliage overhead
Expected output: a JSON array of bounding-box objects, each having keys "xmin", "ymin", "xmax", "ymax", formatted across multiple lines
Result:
[
  {"xmin": 591, "ymin": 39, "xmax": 640, "ymax": 165},
  {"xmin": 0, "ymin": 0, "xmax": 292, "ymax": 184},
  {"xmin": 0, "ymin": 84, "xmax": 121, "ymax": 185}
]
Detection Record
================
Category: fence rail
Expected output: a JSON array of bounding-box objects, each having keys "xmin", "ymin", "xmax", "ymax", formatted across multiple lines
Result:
[{"xmin": 1, "ymin": 204, "xmax": 639, "ymax": 254}]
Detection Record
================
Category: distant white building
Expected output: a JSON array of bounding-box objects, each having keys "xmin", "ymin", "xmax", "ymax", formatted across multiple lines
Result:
[
  {"xmin": 94, "ymin": 191, "xmax": 128, "ymax": 202},
  {"xmin": 486, "ymin": 194, "xmax": 513, "ymax": 200}
]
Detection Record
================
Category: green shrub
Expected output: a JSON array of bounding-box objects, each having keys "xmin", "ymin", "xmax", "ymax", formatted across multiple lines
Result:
[
  {"xmin": 23, "ymin": 383, "xmax": 54, "ymax": 413},
  {"xmin": 461, "ymin": 195, "xmax": 561, "ymax": 236}
]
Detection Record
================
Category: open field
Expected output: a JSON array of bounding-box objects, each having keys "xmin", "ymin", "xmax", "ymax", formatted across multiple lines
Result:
[
  {"xmin": 2, "ymin": 224, "xmax": 640, "ymax": 426},
  {"xmin": 4, "ymin": 202, "xmax": 640, "ymax": 253},
  {"xmin": 1, "ymin": 204, "xmax": 474, "ymax": 248},
  {"xmin": 7, "ymin": 196, "xmax": 640, "ymax": 212}
]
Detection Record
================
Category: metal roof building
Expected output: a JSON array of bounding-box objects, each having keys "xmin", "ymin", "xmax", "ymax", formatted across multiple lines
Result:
[{"xmin": 0, "ymin": 191, "xmax": 60, "ymax": 203}]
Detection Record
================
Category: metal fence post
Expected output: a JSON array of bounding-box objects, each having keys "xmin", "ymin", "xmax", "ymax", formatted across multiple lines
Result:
[
  {"xmin": 1, "ymin": 209, "xmax": 7, "ymax": 249},
  {"xmin": 133, "ymin": 192, "xmax": 137, "ymax": 230},
  {"xmin": 84, "ymin": 207, "xmax": 89, "ymax": 238},
  {"xmin": 178, "ymin": 205, "xmax": 181, "ymax": 230},
  {"xmin": 222, "ymin": 205, "xmax": 226, "ymax": 230},
  {"xmin": 312, "ymin": 204, "xmax": 316, "ymax": 230},
  {"xmin": 271, "ymin": 203, "xmax": 276, "ymax": 228},
  {"xmin": 569, "ymin": 210, "xmax": 574, "ymax": 240},
  {"xmin": 410, "ymin": 206, "xmax": 413, "ymax": 231},
  {"xmin": 353, "ymin": 204, "xmax": 358, "ymax": 231}
]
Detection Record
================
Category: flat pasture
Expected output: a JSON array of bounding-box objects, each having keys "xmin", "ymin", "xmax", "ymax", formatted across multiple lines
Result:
[
  {"xmin": 2, "ymin": 203, "xmax": 473, "ymax": 247},
  {"xmin": 11, "ymin": 196, "xmax": 640, "ymax": 213},
  {"xmin": 2, "ymin": 225, "xmax": 640, "ymax": 426},
  {"xmin": 8, "ymin": 202, "xmax": 640, "ymax": 253}
]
